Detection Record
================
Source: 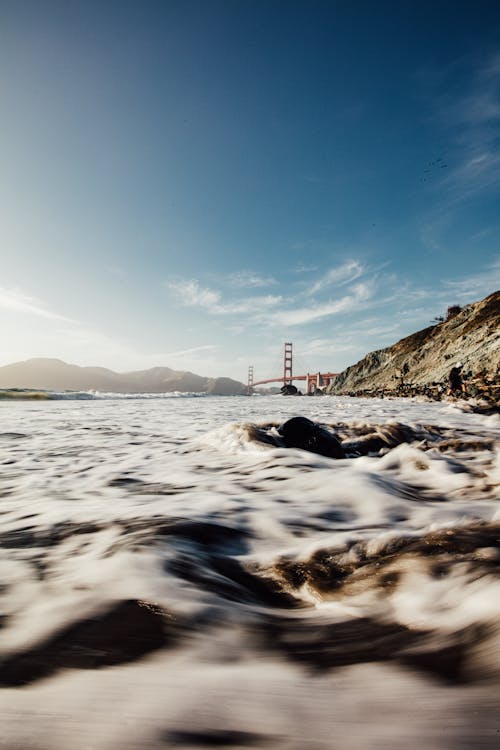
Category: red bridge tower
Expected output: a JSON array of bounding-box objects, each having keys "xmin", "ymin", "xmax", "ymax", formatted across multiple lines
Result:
[{"xmin": 283, "ymin": 342, "xmax": 293, "ymax": 385}]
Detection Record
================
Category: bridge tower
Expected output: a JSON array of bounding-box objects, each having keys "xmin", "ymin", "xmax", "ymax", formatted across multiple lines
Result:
[
  {"xmin": 283, "ymin": 342, "xmax": 293, "ymax": 384},
  {"xmin": 247, "ymin": 365, "xmax": 254, "ymax": 394}
]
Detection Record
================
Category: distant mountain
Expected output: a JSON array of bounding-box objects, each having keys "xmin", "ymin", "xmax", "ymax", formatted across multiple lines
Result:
[
  {"xmin": 327, "ymin": 291, "xmax": 499, "ymax": 395},
  {"xmin": 0, "ymin": 358, "xmax": 247, "ymax": 395}
]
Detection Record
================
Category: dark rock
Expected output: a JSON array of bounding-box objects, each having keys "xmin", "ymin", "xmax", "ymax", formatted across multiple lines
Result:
[
  {"xmin": 278, "ymin": 417, "xmax": 345, "ymax": 459},
  {"xmin": 280, "ymin": 383, "xmax": 300, "ymax": 395}
]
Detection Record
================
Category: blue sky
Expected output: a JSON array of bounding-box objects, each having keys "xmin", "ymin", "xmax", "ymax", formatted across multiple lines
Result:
[{"xmin": 1, "ymin": 0, "xmax": 499, "ymax": 382}]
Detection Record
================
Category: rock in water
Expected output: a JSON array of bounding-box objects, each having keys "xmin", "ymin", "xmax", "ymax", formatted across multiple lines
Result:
[
  {"xmin": 278, "ymin": 417, "xmax": 345, "ymax": 458},
  {"xmin": 280, "ymin": 383, "xmax": 300, "ymax": 395}
]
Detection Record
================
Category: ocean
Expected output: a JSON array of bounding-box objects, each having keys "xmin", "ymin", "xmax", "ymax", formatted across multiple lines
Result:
[{"xmin": 1, "ymin": 393, "xmax": 499, "ymax": 749}]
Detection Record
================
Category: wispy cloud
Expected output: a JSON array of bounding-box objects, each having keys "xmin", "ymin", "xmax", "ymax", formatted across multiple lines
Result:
[
  {"xmin": 372, "ymin": 258, "xmax": 499, "ymax": 318},
  {"xmin": 45, "ymin": 323, "xmax": 220, "ymax": 374},
  {"xmin": 297, "ymin": 337, "xmax": 358, "ymax": 355},
  {"xmin": 169, "ymin": 279, "xmax": 221, "ymax": 309},
  {"xmin": 224, "ymin": 270, "xmax": 277, "ymax": 288},
  {"xmin": 162, "ymin": 344, "xmax": 219, "ymax": 357},
  {"xmin": 291, "ymin": 263, "xmax": 319, "ymax": 273},
  {"xmin": 419, "ymin": 53, "xmax": 500, "ymax": 252},
  {"xmin": 307, "ymin": 260, "xmax": 365, "ymax": 295},
  {"xmin": 167, "ymin": 273, "xmax": 377, "ymax": 327},
  {"xmin": 269, "ymin": 282, "xmax": 373, "ymax": 326},
  {"xmin": 441, "ymin": 256, "xmax": 500, "ymax": 298},
  {"xmin": 166, "ymin": 279, "xmax": 282, "ymax": 315},
  {"xmin": 215, "ymin": 294, "xmax": 284, "ymax": 314},
  {"xmin": 419, "ymin": 210, "xmax": 453, "ymax": 252},
  {"xmin": 346, "ymin": 322, "xmax": 401, "ymax": 338},
  {"xmin": 433, "ymin": 51, "xmax": 500, "ymax": 201},
  {"xmin": 448, "ymin": 52, "xmax": 500, "ymax": 127},
  {"xmin": 444, "ymin": 150, "xmax": 500, "ymax": 200},
  {"xmin": 0, "ymin": 287, "xmax": 72, "ymax": 321},
  {"xmin": 166, "ymin": 257, "xmax": 497, "ymax": 340}
]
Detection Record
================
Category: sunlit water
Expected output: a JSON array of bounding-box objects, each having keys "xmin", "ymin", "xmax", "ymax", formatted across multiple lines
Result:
[{"xmin": 1, "ymin": 395, "xmax": 499, "ymax": 750}]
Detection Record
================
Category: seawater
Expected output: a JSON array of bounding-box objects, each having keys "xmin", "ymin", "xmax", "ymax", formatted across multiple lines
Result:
[{"xmin": 1, "ymin": 395, "xmax": 499, "ymax": 750}]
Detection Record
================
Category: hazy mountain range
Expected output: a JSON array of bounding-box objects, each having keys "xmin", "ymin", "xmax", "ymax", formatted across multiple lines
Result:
[{"xmin": 0, "ymin": 358, "xmax": 247, "ymax": 395}]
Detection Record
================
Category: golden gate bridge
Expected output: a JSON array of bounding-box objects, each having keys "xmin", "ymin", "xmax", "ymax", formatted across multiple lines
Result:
[{"xmin": 247, "ymin": 342, "xmax": 337, "ymax": 395}]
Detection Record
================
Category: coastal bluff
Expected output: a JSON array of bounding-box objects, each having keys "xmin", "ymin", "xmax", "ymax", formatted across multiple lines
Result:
[
  {"xmin": 327, "ymin": 291, "xmax": 499, "ymax": 397},
  {"xmin": 0, "ymin": 359, "xmax": 247, "ymax": 396}
]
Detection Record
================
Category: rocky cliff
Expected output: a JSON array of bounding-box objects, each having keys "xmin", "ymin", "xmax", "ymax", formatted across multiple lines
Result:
[{"xmin": 327, "ymin": 291, "xmax": 499, "ymax": 396}]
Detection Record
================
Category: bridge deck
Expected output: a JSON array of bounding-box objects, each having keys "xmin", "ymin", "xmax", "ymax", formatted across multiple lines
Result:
[{"xmin": 252, "ymin": 373, "xmax": 337, "ymax": 387}]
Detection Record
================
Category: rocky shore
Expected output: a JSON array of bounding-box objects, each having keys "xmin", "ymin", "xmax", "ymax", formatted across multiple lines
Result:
[
  {"xmin": 327, "ymin": 291, "xmax": 499, "ymax": 413},
  {"xmin": 334, "ymin": 380, "xmax": 499, "ymax": 414}
]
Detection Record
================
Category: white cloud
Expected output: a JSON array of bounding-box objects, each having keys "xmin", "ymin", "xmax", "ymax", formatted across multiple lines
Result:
[
  {"xmin": 162, "ymin": 344, "xmax": 219, "ymax": 357},
  {"xmin": 371, "ymin": 259, "xmax": 499, "ymax": 316},
  {"xmin": 442, "ymin": 256, "xmax": 500, "ymax": 298},
  {"xmin": 307, "ymin": 260, "xmax": 365, "ymax": 295},
  {"xmin": 168, "ymin": 280, "xmax": 222, "ymax": 309},
  {"xmin": 0, "ymin": 286, "xmax": 72, "ymax": 321},
  {"xmin": 166, "ymin": 278, "xmax": 282, "ymax": 315},
  {"xmin": 225, "ymin": 271, "xmax": 277, "ymax": 288},
  {"xmin": 270, "ymin": 282, "xmax": 373, "ymax": 326},
  {"xmin": 298, "ymin": 337, "xmax": 358, "ymax": 355},
  {"xmin": 167, "ymin": 273, "xmax": 378, "ymax": 329},
  {"xmin": 291, "ymin": 263, "xmax": 318, "ymax": 273},
  {"xmin": 440, "ymin": 150, "xmax": 500, "ymax": 203},
  {"xmin": 166, "ymin": 260, "xmax": 497, "ymax": 342},
  {"xmin": 223, "ymin": 295, "xmax": 282, "ymax": 314}
]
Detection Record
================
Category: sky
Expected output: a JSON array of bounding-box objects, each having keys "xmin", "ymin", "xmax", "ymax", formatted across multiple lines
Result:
[{"xmin": 1, "ymin": 0, "xmax": 500, "ymax": 383}]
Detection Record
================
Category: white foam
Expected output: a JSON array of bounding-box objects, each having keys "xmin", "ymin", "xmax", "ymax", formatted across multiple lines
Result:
[{"xmin": 0, "ymin": 394, "xmax": 498, "ymax": 748}]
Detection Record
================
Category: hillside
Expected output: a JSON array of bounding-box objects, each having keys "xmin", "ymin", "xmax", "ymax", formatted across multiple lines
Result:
[
  {"xmin": 0, "ymin": 358, "xmax": 247, "ymax": 395},
  {"xmin": 327, "ymin": 291, "xmax": 499, "ymax": 397}
]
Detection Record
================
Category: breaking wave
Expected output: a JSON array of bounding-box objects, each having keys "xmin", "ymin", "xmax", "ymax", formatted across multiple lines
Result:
[
  {"xmin": 0, "ymin": 395, "xmax": 498, "ymax": 749},
  {"xmin": 0, "ymin": 388, "xmax": 211, "ymax": 400}
]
